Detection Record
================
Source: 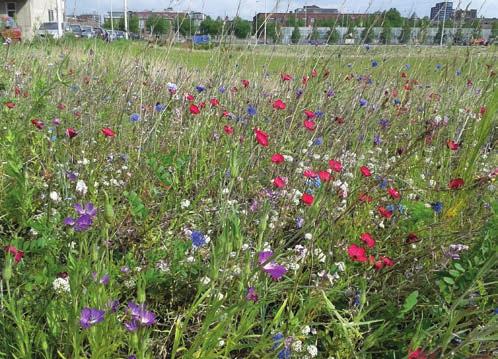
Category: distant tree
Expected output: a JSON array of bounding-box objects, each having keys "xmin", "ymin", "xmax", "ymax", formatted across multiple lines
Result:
[
  {"xmin": 175, "ymin": 16, "xmax": 197, "ymax": 36},
  {"xmin": 361, "ymin": 27, "xmax": 374, "ymax": 44},
  {"xmin": 309, "ymin": 25, "xmax": 320, "ymax": 41},
  {"xmin": 146, "ymin": 16, "xmax": 170, "ymax": 35},
  {"xmin": 384, "ymin": 8, "xmax": 402, "ymax": 27},
  {"xmin": 434, "ymin": 24, "xmax": 446, "ymax": 44},
  {"xmin": 327, "ymin": 27, "xmax": 340, "ymax": 44},
  {"xmin": 103, "ymin": 18, "xmax": 118, "ymax": 30},
  {"xmin": 453, "ymin": 28, "xmax": 464, "ymax": 45},
  {"xmin": 291, "ymin": 26, "xmax": 301, "ymax": 44},
  {"xmin": 232, "ymin": 17, "xmax": 251, "ymax": 38},
  {"xmin": 492, "ymin": 21, "xmax": 498, "ymax": 38},
  {"xmin": 398, "ymin": 21, "xmax": 412, "ymax": 44},
  {"xmin": 119, "ymin": 14, "xmax": 139, "ymax": 33},
  {"xmin": 471, "ymin": 22, "xmax": 482, "ymax": 40},
  {"xmin": 345, "ymin": 24, "xmax": 357, "ymax": 41},
  {"xmin": 379, "ymin": 25, "xmax": 392, "ymax": 44},
  {"xmin": 199, "ymin": 16, "xmax": 222, "ymax": 36},
  {"xmin": 287, "ymin": 14, "xmax": 305, "ymax": 27}
]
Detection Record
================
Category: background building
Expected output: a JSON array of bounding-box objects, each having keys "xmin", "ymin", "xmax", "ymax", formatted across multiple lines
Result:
[
  {"xmin": 454, "ymin": 9, "xmax": 477, "ymax": 21},
  {"xmin": 0, "ymin": 0, "xmax": 65, "ymax": 38},
  {"xmin": 430, "ymin": 2, "xmax": 453, "ymax": 21}
]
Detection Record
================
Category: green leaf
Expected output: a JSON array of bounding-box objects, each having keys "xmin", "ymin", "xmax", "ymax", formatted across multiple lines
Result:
[
  {"xmin": 443, "ymin": 277, "xmax": 455, "ymax": 285},
  {"xmin": 454, "ymin": 263, "xmax": 465, "ymax": 272}
]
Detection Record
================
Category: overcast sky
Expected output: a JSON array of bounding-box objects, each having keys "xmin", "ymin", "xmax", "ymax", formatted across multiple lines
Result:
[{"xmin": 67, "ymin": 0, "xmax": 498, "ymax": 19}]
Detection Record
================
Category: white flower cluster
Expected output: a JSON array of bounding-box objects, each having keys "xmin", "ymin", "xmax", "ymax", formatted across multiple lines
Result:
[{"xmin": 52, "ymin": 277, "xmax": 70, "ymax": 294}]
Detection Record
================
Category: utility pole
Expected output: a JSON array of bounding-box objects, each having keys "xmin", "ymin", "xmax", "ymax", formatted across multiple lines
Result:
[
  {"xmin": 110, "ymin": 0, "xmax": 114, "ymax": 33},
  {"xmin": 124, "ymin": 0, "xmax": 129, "ymax": 39},
  {"xmin": 263, "ymin": 0, "xmax": 267, "ymax": 44},
  {"xmin": 440, "ymin": 2, "xmax": 447, "ymax": 46},
  {"xmin": 56, "ymin": 0, "xmax": 63, "ymax": 38}
]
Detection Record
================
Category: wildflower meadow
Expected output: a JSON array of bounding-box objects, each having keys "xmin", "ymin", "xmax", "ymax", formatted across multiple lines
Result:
[{"xmin": 0, "ymin": 39, "xmax": 497, "ymax": 358}]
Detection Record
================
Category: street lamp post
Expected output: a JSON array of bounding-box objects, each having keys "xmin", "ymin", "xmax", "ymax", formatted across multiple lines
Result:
[
  {"xmin": 124, "ymin": 0, "xmax": 129, "ymax": 39},
  {"xmin": 440, "ymin": 2, "xmax": 447, "ymax": 46}
]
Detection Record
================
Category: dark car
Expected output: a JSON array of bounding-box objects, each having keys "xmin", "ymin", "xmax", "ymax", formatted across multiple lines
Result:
[
  {"xmin": 93, "ymin": 27, "xmax": 107, "ymax": 39},
  {"xmin": 68, "ymin": 24, "xmax": 82, "ymax": 38},
  {"xmin": 0, "ymin": 15, "xmax": 22, "ymax": 43}
]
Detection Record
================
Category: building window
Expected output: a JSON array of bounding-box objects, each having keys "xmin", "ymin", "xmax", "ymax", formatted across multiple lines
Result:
[
  {"xmin": 49, "ymin": 10, "xmax": 55, "ymax": 22},
  {"xmin": 7, "ymin": 2, "xmax": 16, "ymax": 18}
]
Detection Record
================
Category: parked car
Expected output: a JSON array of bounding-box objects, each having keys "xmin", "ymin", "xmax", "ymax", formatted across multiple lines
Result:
[
  {"xmin": 81, "ymin": 26, "xmax": 94, "ymax": 38},
  {"xmin": 67, "ymin": 24, "xmax": 82, "ymax": 38},
  {"xmin": 37, "ymin": 22, "xmax": 64, "ymax": 39},
  {"xmin": 106, "ymin": 30, "xmax": 117, "ymax": 41},
  {"xmin": 0, "ymin": 15, "xmax": 22, "ymax": 43},
  {"xmin": 115, "ymin": 30, "xmax": 126, "ymax": 40},
  {"xmin": 93, "ymin": 27, "xmax": 107, "ymax": 40}
]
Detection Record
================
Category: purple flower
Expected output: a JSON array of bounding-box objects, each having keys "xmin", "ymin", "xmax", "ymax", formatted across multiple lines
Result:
[
  {"xmin": 128, "ymin": 302, "xmax": 156, "ymax": 327},
  {"xmin": 124, "ymin": 319, "xmax": 139, "ymax": 332},
  {"xmin": 66, "ymin": 171, "xmax": 78, "ymax": 181},
  {"xmin": 327, "ymin": 88, "xmax": 335, "ymax": 97},
  {"xmin": 120, "ymin": 266, "xmax": 130, "ymax": 274},
  {"xmin": 296, "ymin": 88, "xmax": 303, "ymax": 98},
  {"xmin": 80, "ymin": 307, "xmax": 105, "ymax": 329},
  {"xmin": 195, "ymin": 85, "xmax": 205, "ymax": 93},
  {"xmin": 295, "ymin": 217, "xmax": 304, "ymax": 229},
  {"xmin": 107, "ymin": 299, "xmax": 120, "ymax": 312},
  {"xmin": 373, "ymin": 134, "xmax": 382, "ymax": 145},
  {"xmin": 258, "ymin": 251, "xmax": 287, "ymax": 281},
  {"xmin": 218, "ymin": 86, "xmax": 226, "ymax": 93},
  {"xmin": 74, "ymin": 203, "xmax": 97, "ymax": 216},
  {"xmin": 247, "ymin": 105, "xmax": 257, "ymax": 117},
  {"xmin": 73, "ymin": 214, "xmax": 94, "ymax": 232},
  {"xmin": 246, "ymin": 287, "xmax": 258, "ymax": 303},
  {"xmin": 100, "ymin": 274, "xmax": 110, "ymax": 285},
  {"xmin": 130, "ymin": 113, "xmax": 141, "ymax": 122},
  {"xmin": 371, "ymin": 60, "xmax": 378, "ymax": 67},
  {"xmin": 65, "ymin": 203, "xmax": 97, "ymax": 232},
  {"xmin": 359, "ymin": 98, "xmax": 368, "ymax": 107},
  {"xmin": 128, "ymin": 356, "xmax": 137, "ymax": 359}
]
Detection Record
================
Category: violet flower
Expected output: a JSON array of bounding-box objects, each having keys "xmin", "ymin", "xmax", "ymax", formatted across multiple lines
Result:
[
  {"xmin": 80, "ymin": 307, "xmax": 105, "ymax": 329},
  {"xmin": 258, "ymin": 251, "xmax": 287, "ymax": 281}
]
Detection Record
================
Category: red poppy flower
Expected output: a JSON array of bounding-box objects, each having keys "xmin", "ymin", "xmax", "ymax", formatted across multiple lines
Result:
[
  {"xmin": 5, "ymin": 245, "xmax": 24, "ymax": 263},
  {"xmin": 359, "ymin": 193, "xmax": 373, "ymax": 203},
  {"xmin": 374, "ymin": 259, "xmax": 384, "ymax": 270},
  {"xmin": 4, "ymin": 101, "xmax": 15, "ymax": 109},
  {"xmin": 15, "ymin": 86, "xmax": 21, "ymax": 96},
  {"xmin": 408, "ymin": 348, "xmax": 427, "ymax": 359},
  {"xmin": 66, "ymin": 128, "xmax": 78, "ymax": 138},
  {"xmin": 101, "ymin": 127, "xmax": 116, "ymax": 137},
  {"xmin": 311, "ymin": 68, "xmax": 318, "ymax": 77},
  {"xmin": 378, "ymin": 206, "xmax": 393, "ymax": 219},
  {"xmin": 31, "ymin": 119, "xmax": 44, "ymax": 129},
  {"xmin": 388, "ymin": 188, "xmax": 400, "ymax": 199},
  {"xmin": 318, "ymin": 171, "xmax": 331, "ymax": 182},
  {"xmin": 190, "ymin": 104, "xmax": 200, "ymax": 114},
  {"xmin": 222, "ymin": 111, "xmax": 230, "ymax": 117},
  {"xmin": 360, "ymin": 166, "xmax": 372, "ymax": 177},
  {"xmin": 329, "ymin": 159, "xmax": 342, "ymax": 173},
  {"xmin": 271, "ymin": 153, "xmax": 285, "ymax": 164},
  {"xmin": 254, "ymin": 128, "xmax": 269, "ymax": 147},
  {"xmin": 447, "ymin": 139, "xmax": 459, "ymax": 150},
  {"xmin": 304, "ymin": 110, "xmax": 316, "ymax": 119},
  {"xmin": 242, "ymin": 79, "xmax": 249, "ymax": 88},
  {"xmin": 381, "ymin": 256, "xmax": 394, "ymax": 267},
  {"xmin": 302, "ymin": 76, "xmax": 309, "ymax": 85},
  {"xmin": 303, "ymin": 120, "xmax": 316, "ymax": 131},
  {"xmin": 479, "ymin": 106, "xmax": 486, "ymax": 117},
  {"xmin": 301, "ymin": 193, "xmax": 314, "ymax": 206},
  {"xmin": 57, "ymin": 103, "xmax": 66, "ymax": 110},
  {"xmin": 210, "ymin": 98, "xmax": 220, "ymax": 107},
  {"xmin": 406, "ymin": 233, "xmax": 420, "ymax": 243},
  {"xmin": 303, "ymin": 170, "xmax": 317, "ymax": 178},
  {"xmin": 360, "ymin": 233, "xmax": 376, "ymax": 248},
  {"xmin": 281, "ymin": 73, "xmax": 292, "ymax": 81},
  {"xmin": 347, "ymin": 244, "xmax": 367, "ymax": 262},
  {"xmin": 273, "ymin": 177, "xmax": 286, "ymax": 188},
  {"xmin": 448, "ymin": 178, "xmax": 464, "ymax": 189},
  {"xmin": 186, "ymin": 94, "xmax": 195, "ymax": 102},
  {"xmin": 273, "ymin": 99, "xmax": 286, "ymax": 110},
  {"xmin": 223, "ymin": 125, "xmax": 233, "ymax": 135}
]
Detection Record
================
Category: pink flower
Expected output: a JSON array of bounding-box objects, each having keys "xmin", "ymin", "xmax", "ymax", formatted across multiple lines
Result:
[{"xmin": 347, "ymin": 244, "xmax": 367, "ymax": 262}]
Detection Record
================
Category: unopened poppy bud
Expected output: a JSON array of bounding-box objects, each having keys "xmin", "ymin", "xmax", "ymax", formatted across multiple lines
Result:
[
  {"xmin": 2, "ymin": 260, "xmax": 12, "ymax": 282},
  {"xmin": 104, "ymin": 191, "xmax": 115, "ymax": 224}
]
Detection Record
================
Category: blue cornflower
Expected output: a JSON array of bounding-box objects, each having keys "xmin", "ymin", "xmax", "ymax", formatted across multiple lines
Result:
[
  {"xmin": 313, "ymin": 137, "xmax": 323, "ymax": 145},
  {"xmin": 247, "ymin": 105, "xmax": 256, "ymax": 117},
  {"xmin": 436, "ymin": 64, "xmax": 442, "ymax": 70},
  {"xmin": 371, "ymin": 60, "xmax": 378, "ymax": 68},
  {"xmin": 191, "ymin": 231, "xmax": 206, "ymax": 248},
  {"xmin": 130, "ymin": 113, "xmax": 140, "ymax": 122},
  {"xmin": 456, "ymin": 69, "xmax": 461, "ymax": 76},
  {"xmin": 405, "ymin": 64, "xmax": 411, "ymax": 70},
  {"xmin": 359, "ymin": 98, "xmax": 368, "ymax": 107},
  {"xmin": 278, "ymin": 347, "xmax": 291, "ymax": 359},
  {"xmin": 315, "ymin": 110, "xmax": 324, "ymax": 118},
  {"xmin": 431, "ymin": 202, "xmax": 443, "ymax": 214},
  {"xmin": 379, "ymin": 118, "xmax": 390, "ymax": 128},
  {"xmin": 272, "ymin": 333, "xmax": 284, "ymax": 350},
  {"xmin": 195, "ymin": 85, "xmax": 205, "ymax": 93},
  {"xmin": 296, "ymin": 88, "xmax": 303, "ymax": 98},
  {"xmin": 295, "ymin": 217, "xmax": 304, "ymax": 229},
  {"xmin": 397, "ymin": 204, "xmax": 406, "ymax": 214},
  {"xmin": 327, "ymin": 88, "xmax": 335, "ymax": 97},
  {"xmin": 155, "ymin": 103, "xmax": 165, "ymax": 112},
  {"xmin": 374, "ymin": 134, "xmax": 382, "ymax": 145},
  {"xmin": 377, "ymin": 176, "xmax": 388, "ymax": 189},
  {"xmin": 219, "ymin": 86, "xmax": 226, "ymax": 93},
  {"xmin": 393, "ymin": 98, "xmax": 401, "ymax": 105},
  {"xmin": 353, "ymin": 290, "xmax": 361, "ymax": 307},
  {"xmin": 347, "ymin": 63, "xmax": 352, "ymax": 68},
  {"xmin": 386, "ymin": 204, "xmax": 396, "ymax": 213}
]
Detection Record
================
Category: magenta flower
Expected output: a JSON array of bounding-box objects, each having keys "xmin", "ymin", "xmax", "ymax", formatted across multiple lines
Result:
[
  {"xmin": 127, "ymin": 302, "xmax": 156, "ymax": 327},
  {"xmin": 258, "ymin": 251, "xmax": 288, "ymax": 281},
  {"xmin": 80, "ymin": 307, "xmax": 105, "ymax": 329},
  {"xmin": 246, "ymin": 287, "xmax": 258, "ymax": 302}
]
